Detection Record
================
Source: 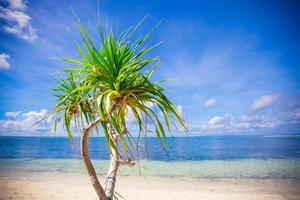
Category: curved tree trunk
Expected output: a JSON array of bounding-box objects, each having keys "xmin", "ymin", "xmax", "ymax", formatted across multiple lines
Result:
[
  {"xmin": 105, "ymin": 123, "xmax": 119, "ymax": 200},
  {"xmin": 81, "ymin": 118, "xmax": 108, "ymax": 200}
]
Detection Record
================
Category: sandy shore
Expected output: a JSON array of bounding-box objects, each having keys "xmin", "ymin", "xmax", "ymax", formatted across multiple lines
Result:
[{"xmin": 0, "ymin": 171, "xmax": 300, "ymax": 200}]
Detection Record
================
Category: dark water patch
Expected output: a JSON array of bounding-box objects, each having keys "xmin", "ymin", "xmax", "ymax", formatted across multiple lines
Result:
[{"xmin": 0, "ymin": 135, "xmax": 300, "ymax": 160}]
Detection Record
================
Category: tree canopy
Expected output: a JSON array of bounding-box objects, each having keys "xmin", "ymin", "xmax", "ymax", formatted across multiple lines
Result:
[{"xmin": 49, "ymin": 17, "xmax": 187, "ymax": 158}]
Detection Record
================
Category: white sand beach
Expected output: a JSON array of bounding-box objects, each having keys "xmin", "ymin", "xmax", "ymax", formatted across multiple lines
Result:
[{"xmin": 0, "ymin": 171, "xmax": 300, "ymax": 200}]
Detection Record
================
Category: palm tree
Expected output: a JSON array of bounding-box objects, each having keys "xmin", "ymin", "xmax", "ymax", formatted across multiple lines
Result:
[{"xmin": 48, "ymin": 17, "xmax": 186, "ymax": 200}]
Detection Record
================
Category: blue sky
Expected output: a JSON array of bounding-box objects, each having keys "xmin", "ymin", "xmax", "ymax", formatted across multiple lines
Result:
[{"xmin": 0, "ymin": 0, "xmax": 299, "ymax": 136}]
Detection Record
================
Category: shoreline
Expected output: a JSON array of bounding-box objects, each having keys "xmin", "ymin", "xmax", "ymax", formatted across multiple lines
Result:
[
  {"xmin": 1, "ymin": 158, "xmax": 300, "ymax": 179},
  {"xmin": 1, "ymin": 157, "xmax": 300, "ymax": 199},
  {"xmin": 1, "ymin": 170, "xmax": 300, "ymax": 200}
]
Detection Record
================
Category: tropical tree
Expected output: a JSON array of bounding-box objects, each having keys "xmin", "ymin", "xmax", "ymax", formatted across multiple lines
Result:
[{"xmin": 48, "ymin": 17, "xmax": 186, "ymax": 200}]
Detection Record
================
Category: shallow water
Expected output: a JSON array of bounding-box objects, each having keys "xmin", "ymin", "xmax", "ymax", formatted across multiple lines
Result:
[
  {"xmin": 0, "ymin": 158, "xmax": 299, "ymax": 178},
  {"xmin": 1, "ymin": 135, "xmax": 300, "ymax": 178}
]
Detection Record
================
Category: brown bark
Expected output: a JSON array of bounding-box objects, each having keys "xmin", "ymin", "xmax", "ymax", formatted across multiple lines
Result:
[{"xmin": 81, "ymin": 118, "xmax": 108, "ymax": 200}]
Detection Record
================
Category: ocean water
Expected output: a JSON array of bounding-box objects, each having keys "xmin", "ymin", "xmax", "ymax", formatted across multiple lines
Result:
[{"xmin": 0, "ymin": 135, "xmax": 300, "ymax": 178}]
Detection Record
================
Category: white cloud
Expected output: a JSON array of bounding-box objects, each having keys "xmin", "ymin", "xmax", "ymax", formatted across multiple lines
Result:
[
  {"xmin": 125, "ymin": 101, "xmax": 156, "ymax": 124},
  {"xmin": 0, "ymin": 109, "xmax": 50, "ymax": 133},
  {"xmin": 251, "ymin": 94, "xmax": 279, "ymax": 111},
  {"xmin": 0, "ymin": 53, "xmax": 10, "ymax": 69},
  {"xmin": 201, "ymin": 94, "xmax": 300, "ymax": 134},
  {"xmin": 1, "ymin": 9, "xmax": 30, "ymax": 27},
  {"xmin": 144, "ymin": 101, "xmax": 155, "ymax": 108},
  {"xmin": 208, "ymin": 116, "xmax": 224, "ymax": 125},
  {"xmin": 5, "ymin": 111, "xmax": 21, "ymax": 118},
  {"xmin": 9, "ymin": 0, "xmax": 27, "ymax": 10},
  {"xmin": 201, "ymin": 98, "xmax": 300, "ymax": 134},
  {"xmin": 294, "ymin": 109, "xmax": 300, "ymax": 119},
  {"xmin": 203, "ymin": 98, "xmax": 217, "ymax": 108},
  {"xmin": 177, "ymin": 105, "xmax": 183, "ymax": 117},
  {"xmin": 0, "ymin": 0, "xmax": 37, "ymax": 41},
  {"xmin": 124, "ymin": 104, "xmax": 184, "ymax": 135},
  {"xmin": 203, "ymin": 113, "xmax": 278, "ymax": 133}
]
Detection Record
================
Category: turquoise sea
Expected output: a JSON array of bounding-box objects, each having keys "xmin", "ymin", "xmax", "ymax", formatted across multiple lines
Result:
[{"xmin": 0, "ymin": 135, "xmax": 300, "ymax": 178}]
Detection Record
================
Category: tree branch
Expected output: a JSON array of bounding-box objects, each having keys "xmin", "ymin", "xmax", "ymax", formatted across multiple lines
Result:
[
  {"xmin": 118, "ymin": 158, "xmax": 135, "ymax": 167},
  {"xmin": 81, "ymin": 117, "xmax": 108, "ymax": 200},
  {"xmin": 83, "ymin": 117, "xmax": 102, "ymax": 134}
]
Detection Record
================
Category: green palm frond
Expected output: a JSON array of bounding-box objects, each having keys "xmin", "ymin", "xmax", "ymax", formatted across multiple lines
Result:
[{"xmin": 49, "ymin": 17, "xmax": 187, "ymax": 155}]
